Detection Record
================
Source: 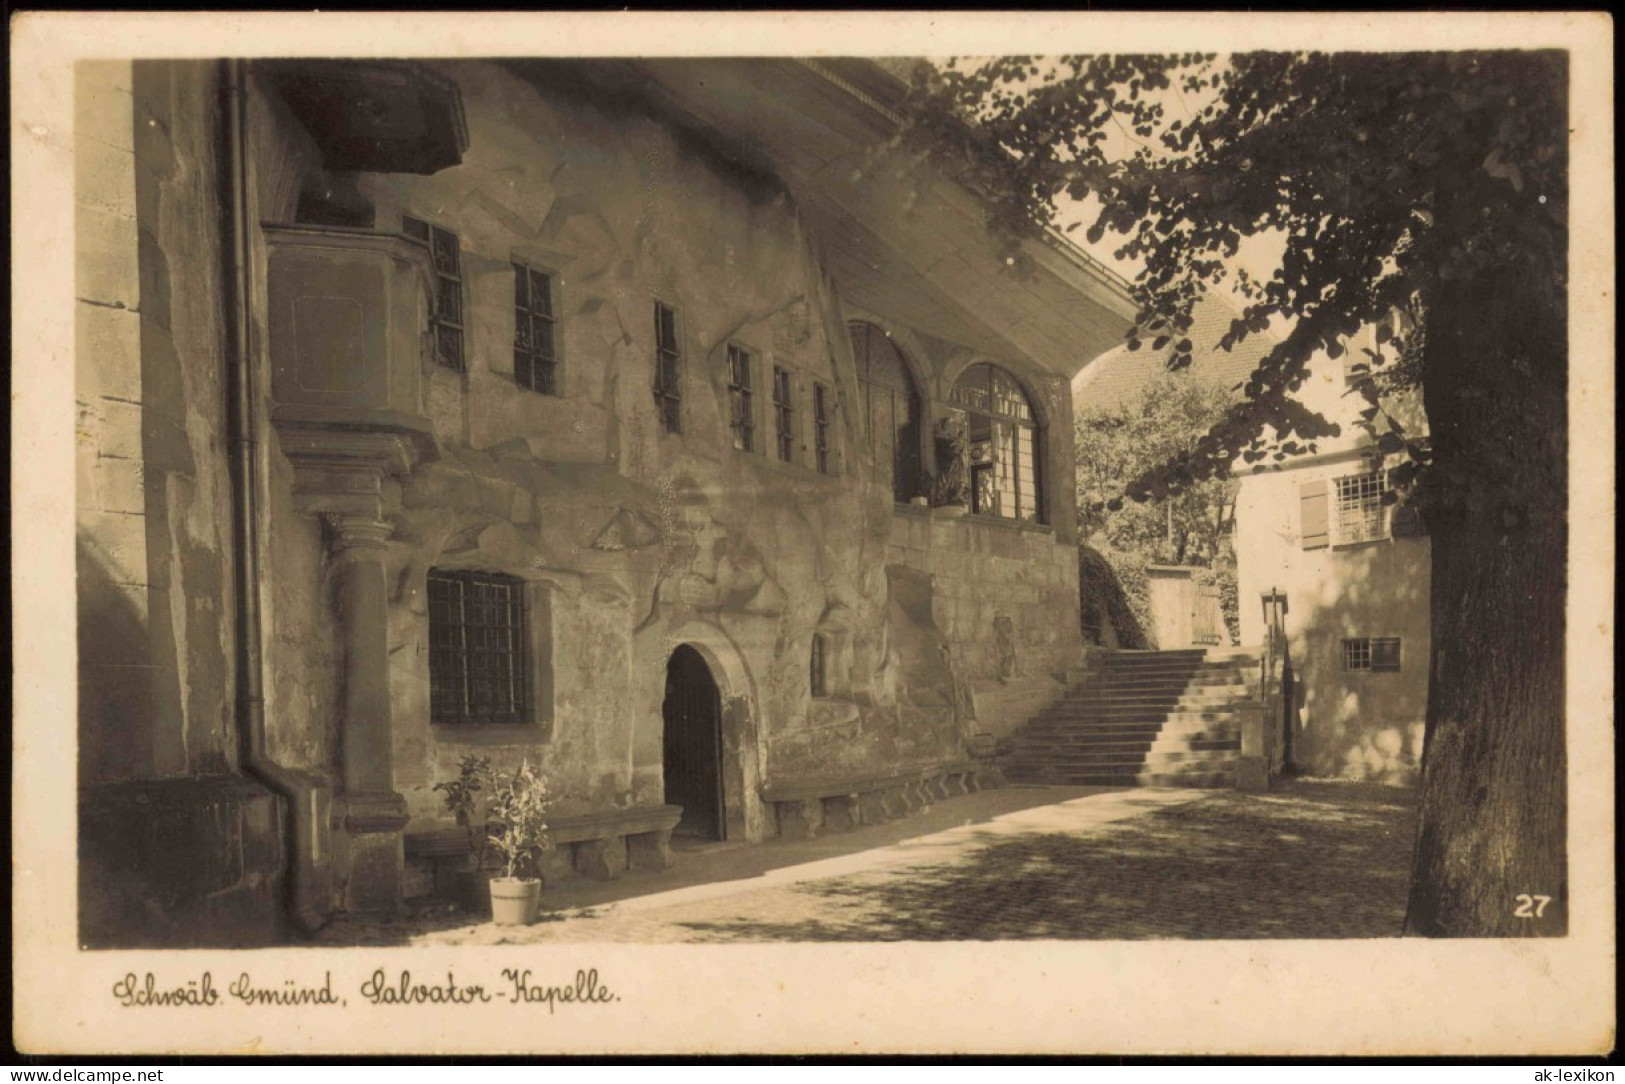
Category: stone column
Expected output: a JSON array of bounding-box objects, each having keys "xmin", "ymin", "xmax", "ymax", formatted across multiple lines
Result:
[{"xmin": 325, "ymin": 513, "xmax": 409, "ymax": 913}]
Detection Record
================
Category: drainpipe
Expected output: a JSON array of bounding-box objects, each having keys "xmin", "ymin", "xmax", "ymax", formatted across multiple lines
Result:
[{"xmin": 220, "ymin": 58, "xmax": 329, "ymax": 934}]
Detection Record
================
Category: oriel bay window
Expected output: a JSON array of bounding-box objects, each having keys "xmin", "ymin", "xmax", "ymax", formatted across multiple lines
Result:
[
  {"xmin": 403, "ymin": 216, "xmax": 464, "ymax": 371},
  {"xmin": 849, "ymin": 322, "xmax": 923, "ymax": 503},
  {"xmin": 950, "ymin": 362, "xmax": 1044, "ymax": 523},
  {"xmin": 428, "ymin": 570, "xmax": 527, "ymax": 725}
]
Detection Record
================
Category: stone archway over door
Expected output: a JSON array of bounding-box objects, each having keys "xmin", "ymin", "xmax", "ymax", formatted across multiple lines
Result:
[{"xmin": 663, "ymin": 644, "xmax": 726, "ymax": 841}]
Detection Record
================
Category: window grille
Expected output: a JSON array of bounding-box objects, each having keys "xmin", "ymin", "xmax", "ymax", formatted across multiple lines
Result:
[
  {"xmin": 1343, "ymin": 636, "xmax": 1402, "ymax": 673},
  {"xmin": 404, "ymin": 216, "xmax": 464, "ymax": 371},
  {"xmin": 513, "ymin": 264, "xmax": 557, "ymax": 395},
  {"xmin": 1335, "ymin": 469, "xmax": 1388, "ymax": 544},
  {"xmin": 813, "ymin": 382, "xmax": 832, "ymax": 474},
  {"xmin": 773, "ymin": 365, "xmax": 794, "ymax": 463},
  {"xmin": 810, "ymin": 633, "xmax": 827, "ymax": 698},
  {"xmin": 427, "ymin": 570, "xmax": 527, "ymax": 725},
  {"xmin": 727, "ymin": 345, "xmax": 755, "ymax": 452},
  {"xmin": 653, "ymin": 303, "xmax": 682, "ymax": 433}
]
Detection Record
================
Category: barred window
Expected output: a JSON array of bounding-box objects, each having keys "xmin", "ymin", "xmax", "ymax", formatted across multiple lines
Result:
[
  {"xmin": 1343, "ymin": 636, "xmax": 1402, "ymax": 673},
  {"xmin": 428, "ymin": 570, "xmax": 527, "ymax": 725},
  {"xmin": 810, "ymin": 633, "xmax": 827, "ymax": 698},
  {"xmin": 404, "ymin": 216, "xmax": 464, "ymax": 371},
  {"xmin": 773, "ymin": 365, "xmax": 794, "ymax": 463},
  {"xmin": 513, "ymin": 264, "xmax": 558, "ymax": 395},
  {"xmin": 1335, "ymin": 468, "xmax": 1389, "ymax": 544},
  {"xmin": 653, "ymin": 302, "xmax": 682, "ymax": 433},
  {"xmin": 727, "ymin": 345, "xmax": 755, "ymax": 453},
  {"xmin": 813, "ymin": 381, "xmax": 832, "ymax": 475}
]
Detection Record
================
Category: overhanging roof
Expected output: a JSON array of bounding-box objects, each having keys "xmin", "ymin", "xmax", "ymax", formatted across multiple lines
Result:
[{"xmin": 509, "ymin": 58, "xmax": 1136, "ymax": 381}]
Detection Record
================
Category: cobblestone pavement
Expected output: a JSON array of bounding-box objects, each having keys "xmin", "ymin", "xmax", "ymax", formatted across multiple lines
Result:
[{"xmin": 320, "ymin": 779, "xmax": 1417, "ymax": 946}]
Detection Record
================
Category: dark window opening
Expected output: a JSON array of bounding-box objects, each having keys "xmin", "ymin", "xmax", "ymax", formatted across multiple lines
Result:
[
  {"xmin": 773, "ymin": 365, "xmax": 794, "ymax": 463},
  {"xmin": 849, "ymin": 322, "xmax": 923, "ymax": 503},
  {"xmin": 428, "ymin": 570, "xmax": 527, "ymax": 725},
  {"xmin": 813, "ymin": 382, "xmax": 832, "ymax": 475},
  {"xmin": 950, "ymin": 362, "xmax": 1043, "ymax": 524},
  {"xmin": 810, "ymin": 633, "xmax": 827, "ymax": 698},
  {"xmin": 727, "ymin": 345, "xmax": 755, "ymax": 452},
  {"xmin": 654, "ymin": 302, "xmax": 682, "ymax": 433},
  {"xmin": 514, "ymin": 264, "xmax": 558, "ymax": 395},
  {"xmin": 404, "ymin": 216, "xmax": 464, "ymax": 371}
]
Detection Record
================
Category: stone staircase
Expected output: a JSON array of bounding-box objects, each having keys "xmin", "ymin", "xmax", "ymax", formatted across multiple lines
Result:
[{"xmin": 1002, "ymin": 647, "xmax": 1262, "ymax": 788}]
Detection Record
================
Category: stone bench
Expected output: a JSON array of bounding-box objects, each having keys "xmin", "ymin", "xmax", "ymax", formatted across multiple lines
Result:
[
  {"xmin": 405, "ymin": 804, "xmax": 682, "ymax": 895},
  {"xmin": 759, "ymin": 760, "xmax": 1000, "ymax": 841}
]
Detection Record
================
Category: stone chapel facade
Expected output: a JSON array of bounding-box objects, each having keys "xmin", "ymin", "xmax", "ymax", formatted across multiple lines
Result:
[{"xmin": 75, "ymin": 56, "xmax": 1135, "ymax": 945}]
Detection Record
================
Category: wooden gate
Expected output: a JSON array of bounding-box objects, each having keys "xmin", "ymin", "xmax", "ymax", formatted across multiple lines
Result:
[
  {"xmin": 1192, "ymin": 580, "xmax": 1223, "ymax": 646},
  {"xmin": 662, "ymin": 644, "xmax": 726, "ymax": 840}
]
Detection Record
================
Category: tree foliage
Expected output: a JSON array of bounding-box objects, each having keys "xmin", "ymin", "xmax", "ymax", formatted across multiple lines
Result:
[
  {"xmin": 1077, "ymin": 372, "xmax": 1241, "ymax": 643},
  {"xmin": 900, "ymin": 51, "xmax": 1566, "ymax": 511},
  {"xmin": 900, "ymin": 50, "xmax": 1570, "ymax": 937}
]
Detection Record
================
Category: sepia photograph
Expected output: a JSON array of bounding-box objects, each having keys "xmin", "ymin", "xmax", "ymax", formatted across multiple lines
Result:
[{"xmin": 11, "ymin": 10, "xmax": 1615, "ymax": 1057}]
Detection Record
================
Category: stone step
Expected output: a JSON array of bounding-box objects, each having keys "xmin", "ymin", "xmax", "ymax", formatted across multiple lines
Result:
[
  {"xmin": 1092, "ymin": 666, "xmax": 1252, "ymax": 682},
  {"xmin": 1034, "ymin": 710, "xmax": 1251, "ymax": 728},
  {"xmin": 1087, "ymin": 675, "xmax": 1251, "ymax": 691},
  {"xmin": 1017, "ymin": 720, "xmax": 1242, "ymax": 739},
  {"xmin": 1008, "ymin": 736, "xmax": 1241, "ymax": 754},
  {"xmin": 1004, "ymin": 767, "xmax": 1237, "ymax": 789},
  {"xmin": 1053, "ymin": 695, "xmax": 1254, "ymax": 711},
  {"xmin": 1005, "ymin": 746, "xmax": 1240, "ymax": 766}
]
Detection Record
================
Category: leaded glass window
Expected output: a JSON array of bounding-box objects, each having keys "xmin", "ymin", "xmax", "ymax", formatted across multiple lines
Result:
[
  {"xmin": 949, "ymin": 362, "xmax": 1044, "ymax": 524},
  {"xmin": 427, "ymin": 570, "xmax": 527, "ymax": 725},
  {"xmin": 1343, "ymin": 636, "xmax": 1402, "ymax": 673},
  {"xmin": 849, "ymin": 322, "xmax": 923, "ymax": 502},
  {"xmin": 654, "ymin": 302, "xmax": 682, "ymax": 433},
  {"xmin": 514, "ymin": 264, "xmax": 557, "ymax": 395},
  {"xmin": 404, "ymin": 216, "xmax": 464, "ymax": 371},
  {"xmin": 773, "ymin": 365, "xmax": 794, "ymax": 463},
  {"xmin": 1335, "ymin": 468, "xmax": 1389, "ymax": 544},
  {"xmin": 727, "ymin": 345, "xmax": 755, "ymax": 452}
]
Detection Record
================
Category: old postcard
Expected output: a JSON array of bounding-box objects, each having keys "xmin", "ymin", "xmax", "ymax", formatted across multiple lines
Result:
[{"xmin": 10, "ymin": 10, "xmax": 1615, "ymax": 1057}]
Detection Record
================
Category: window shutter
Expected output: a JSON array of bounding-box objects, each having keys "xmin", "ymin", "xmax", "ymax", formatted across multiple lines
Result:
[{"xmin": 1300, "ymin": 479, "xmax": 1330, "ymax": 550}]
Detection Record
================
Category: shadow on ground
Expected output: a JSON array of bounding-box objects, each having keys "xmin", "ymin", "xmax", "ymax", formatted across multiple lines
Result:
[{"xmin": 673, "ymin": 780, "xmax": 1418, "ymax": 941}]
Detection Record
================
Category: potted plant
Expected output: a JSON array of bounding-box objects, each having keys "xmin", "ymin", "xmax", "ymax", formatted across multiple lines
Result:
[
  {"xmin": 484, "ymin": 759, "xmax": 553, "ymax": 926},
  {"xmin": 433, "ymin": 754, "xmax": 497, "ymax": 912}
]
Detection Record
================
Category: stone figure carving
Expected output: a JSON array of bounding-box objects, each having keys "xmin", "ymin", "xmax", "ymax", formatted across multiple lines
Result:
[
  {"xmin": 929, "ymin": 414, "xmax": 968, "ymax": 507},
  {"xmin": 993, "ymin": 613, "xmax": 1020, "ymax": 683}
]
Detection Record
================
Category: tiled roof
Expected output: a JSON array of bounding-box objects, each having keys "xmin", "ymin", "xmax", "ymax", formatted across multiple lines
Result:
[{"xmin": 1073, "ymin": 291, "xmax": 1279, "ymax": 414}]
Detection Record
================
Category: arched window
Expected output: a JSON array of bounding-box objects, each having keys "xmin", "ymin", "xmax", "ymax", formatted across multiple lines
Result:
[
  {"xmin": 950, "ymin": 363, "xmax": 1044, "ymax": 523},
  {"xmin": 809, "ymin": 633, "xmax": 828, "ymax": 698},
  {"xmin": 849, "ymin": 322, "xmax": 924, "ymax": 503}
]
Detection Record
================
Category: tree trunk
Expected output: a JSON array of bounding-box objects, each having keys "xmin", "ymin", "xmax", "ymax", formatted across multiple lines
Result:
[{"xmin": 1405, "ymin": 257, "xmax": 1568, "ymax": 937}]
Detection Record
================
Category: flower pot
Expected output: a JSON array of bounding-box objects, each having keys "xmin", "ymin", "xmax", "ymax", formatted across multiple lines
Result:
[{"xmin": 489, "ymin": 876, "xmax": 543, "ymax": 926}]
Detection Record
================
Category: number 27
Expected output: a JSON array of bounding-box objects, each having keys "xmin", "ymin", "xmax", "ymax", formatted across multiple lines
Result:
[{"xmin": 1514, "ymin": 894, "xmax": 1552, "ymax": 918}]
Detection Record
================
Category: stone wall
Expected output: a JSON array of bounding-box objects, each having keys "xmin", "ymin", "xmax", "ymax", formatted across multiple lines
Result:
[
  {"xmin": 247, "ymin": 60, "xmax": 1086, "ymax": 857},
  {"xmin": 1235, "ymin": 454, "xmax": 1430, "ymax": 783},
  {"xmin": 76, "ymin": 60, "xmax": 282, "ymax": 946}
]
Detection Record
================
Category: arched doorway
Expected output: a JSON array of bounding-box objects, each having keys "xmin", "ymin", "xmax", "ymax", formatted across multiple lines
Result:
[{"xmin": 662, "ymin": 644, "xmax": 726, "ymax": 841}]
